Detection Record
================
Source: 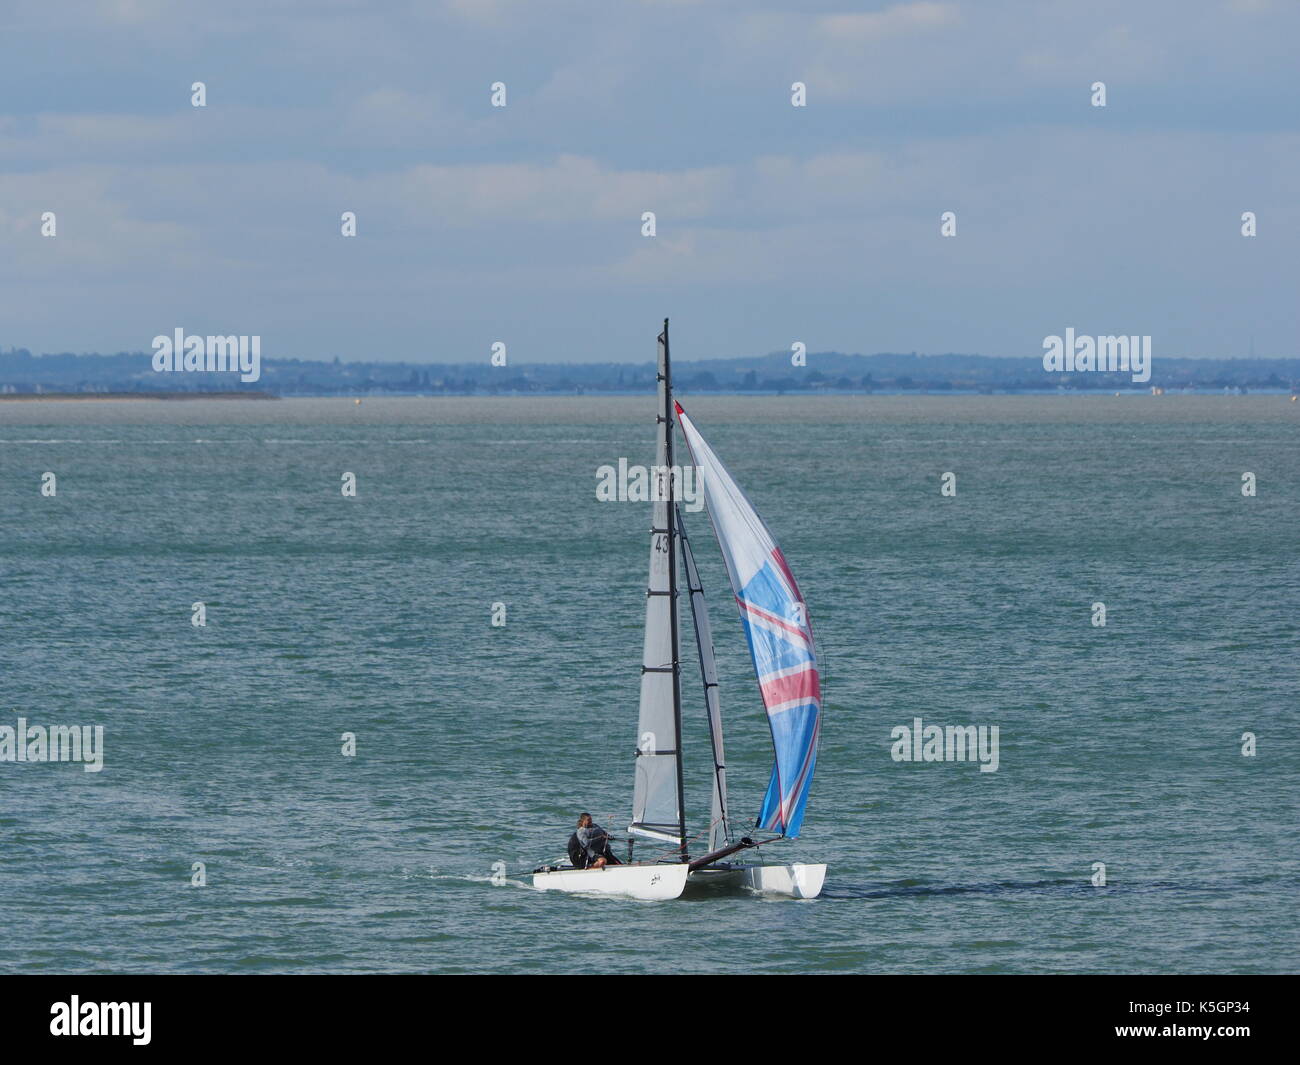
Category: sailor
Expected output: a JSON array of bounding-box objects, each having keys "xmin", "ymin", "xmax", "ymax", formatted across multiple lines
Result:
[{"xmin": 569, "ymin": 812, "xmax": 620, "ymax": 870}]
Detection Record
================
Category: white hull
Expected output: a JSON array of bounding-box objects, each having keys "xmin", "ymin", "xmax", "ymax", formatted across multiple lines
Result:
[
  {"xmin": 532, "ymin": 863, "xmax": 689, "ymax": 900},
  {"xmin": 687, "ymin": 862, "xmax": 827, "ymax": 899}
]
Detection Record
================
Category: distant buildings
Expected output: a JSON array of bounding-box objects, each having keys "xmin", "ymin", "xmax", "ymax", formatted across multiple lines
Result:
[{"xmin": 0, "ymin": 347, "xmax": 1295, "ymax": 397}]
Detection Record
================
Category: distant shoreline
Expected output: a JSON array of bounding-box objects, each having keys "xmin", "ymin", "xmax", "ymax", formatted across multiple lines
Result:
[
  {"xmin": 0, "ymin": 389, "xmax": 1295, "ymax": 401},
  {"xmin": 4, "ymin": 351, "xmax": 1297, "ymax": 398},
  {"xmin": 0, "ymin": 391, "xmax": 279, "ymax": 401}
]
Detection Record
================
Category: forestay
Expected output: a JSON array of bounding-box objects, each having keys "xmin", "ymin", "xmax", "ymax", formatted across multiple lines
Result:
[{"xmin": 678, "ymin": 507, "xmax": 730, "ymax": 854}]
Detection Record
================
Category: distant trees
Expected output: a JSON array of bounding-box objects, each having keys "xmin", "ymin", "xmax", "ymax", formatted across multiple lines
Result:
[{"xmin": 2, "ymin": 349, "xmax": 1298, "ymax": 395}]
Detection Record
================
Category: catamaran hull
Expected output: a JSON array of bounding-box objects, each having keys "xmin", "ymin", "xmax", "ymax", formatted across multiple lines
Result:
[
  {"xmin": 686, "ymin": 862, "xmax": 827, "ymax": 899},
  {"xmin": 532, "ymin": 863, "xmax": 689, "ymax": 900}
]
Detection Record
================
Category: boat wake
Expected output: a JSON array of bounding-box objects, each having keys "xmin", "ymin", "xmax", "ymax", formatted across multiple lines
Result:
[
  {"xmin": 433, "ymin": 871, "xmax": 538, "ymax": 892},
  {"xmin": 819, "ymin": 876, "xmax": 1268, "ymax": 900},
  {"xmin": 823, "ymin": 878, "xmax": 1085, "ymax": 900}
]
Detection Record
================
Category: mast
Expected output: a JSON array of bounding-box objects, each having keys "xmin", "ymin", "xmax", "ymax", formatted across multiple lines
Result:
[
  {"xmin": 629, "ymin": 318, "xmax": 689, "ymax": 857},
  {"xmin": 661, "ymin": 318, "xmax": 688, "ymax": 858}
]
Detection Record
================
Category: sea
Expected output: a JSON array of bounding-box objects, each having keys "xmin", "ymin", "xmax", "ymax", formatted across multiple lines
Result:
[{"xmin": 0, "ymin": 395, "xmax": 1296, "ymax": 974}]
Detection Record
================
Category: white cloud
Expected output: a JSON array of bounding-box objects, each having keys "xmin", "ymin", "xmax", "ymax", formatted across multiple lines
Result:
[
  {"xmin": 813, "ymin": 2, "xmax": 959, "ymax": 40},
  {"xmin": 0, "ymin": 1, "xmax": 1296, "ymax": 359}
]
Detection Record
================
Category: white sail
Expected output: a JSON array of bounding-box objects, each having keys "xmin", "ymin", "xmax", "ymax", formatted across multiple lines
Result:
[
  {"xmin": 629, "ymin": 325, "xmax": 684, "ymax": 846},
  {"xmin": 679, "ymin": 509, "xmax": 731, "ymax": 854}
]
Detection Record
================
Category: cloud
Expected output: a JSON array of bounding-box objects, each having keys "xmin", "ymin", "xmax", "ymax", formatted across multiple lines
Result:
[
  {"xmin": 0, "ymin": 1, "xmax": 1296, "ymax": 360},
  {"xmin": 814, "ymin": 2, "xmax": 959, "ymax": 40}
]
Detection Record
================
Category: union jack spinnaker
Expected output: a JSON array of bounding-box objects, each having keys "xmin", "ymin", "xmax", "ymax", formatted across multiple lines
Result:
[{"xmin": 675, "ymin": 402, "xmax": 821, "ymax": 838}]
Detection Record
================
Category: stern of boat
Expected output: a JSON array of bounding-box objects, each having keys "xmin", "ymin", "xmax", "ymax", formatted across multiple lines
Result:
[{"xmin": 531, "ymin": 862, "xmax": 689, "ymax": 901}]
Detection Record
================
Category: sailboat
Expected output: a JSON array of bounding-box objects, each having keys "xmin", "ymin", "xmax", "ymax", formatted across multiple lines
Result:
[{"xmin": 532, "ymin": 320, "xmax": 826, "ymax": 901}]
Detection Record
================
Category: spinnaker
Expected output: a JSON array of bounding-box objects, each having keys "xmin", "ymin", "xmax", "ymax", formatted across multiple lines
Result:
[{"xmin": 675, "ymin": 402, "xmax": 822, "ymax": 838}]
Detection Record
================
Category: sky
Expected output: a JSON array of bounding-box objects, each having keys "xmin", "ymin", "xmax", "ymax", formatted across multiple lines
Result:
[{"xmin": 1, "ymin": 0, "xmax": 1296, "ymax": 364}]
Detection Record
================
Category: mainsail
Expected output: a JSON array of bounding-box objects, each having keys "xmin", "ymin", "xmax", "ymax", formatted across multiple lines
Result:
[
  {"xmin": 629, "ymin": 324, "xmax": 685, "ymax": 847},
  {"xmin": 675, "ymin": 403, "xmax": 821, "ymax": 838},
  {"xmin": 678, "ymin": 506, "xmax": 731, "ymax": 854}
]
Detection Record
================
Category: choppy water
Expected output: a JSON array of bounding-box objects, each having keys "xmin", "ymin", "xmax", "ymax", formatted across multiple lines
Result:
[{"xmin": 0, "ymin": 395, "xmax": 1296, "ymax": 974}]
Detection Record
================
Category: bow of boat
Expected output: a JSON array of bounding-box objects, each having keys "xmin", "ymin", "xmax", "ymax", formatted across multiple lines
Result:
[{"xmin": 686, "ymin": 861, "xmax": 827, "ymax": 899}]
